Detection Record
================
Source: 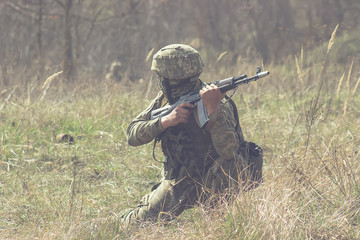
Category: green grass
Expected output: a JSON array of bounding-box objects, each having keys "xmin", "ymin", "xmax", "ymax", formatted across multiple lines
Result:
[{"xmin": 1, "ymin": 41, "xmax": 360, "ymax": 239}]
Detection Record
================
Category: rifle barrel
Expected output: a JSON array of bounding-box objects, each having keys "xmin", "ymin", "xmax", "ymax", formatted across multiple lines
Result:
[{"xmin": 219, "ymin": 71, "xmax": 269, "ymax": 93}]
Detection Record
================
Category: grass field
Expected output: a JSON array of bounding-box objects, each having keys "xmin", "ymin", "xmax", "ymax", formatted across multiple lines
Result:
[{"xmin": 1, "ymin": 38, "xmax": 360, "ymax": 239}]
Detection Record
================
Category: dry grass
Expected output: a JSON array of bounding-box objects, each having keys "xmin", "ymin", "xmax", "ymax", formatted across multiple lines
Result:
[{"xmin": 1, "ymin": 34, "xmax": 360, "ymax": 239}]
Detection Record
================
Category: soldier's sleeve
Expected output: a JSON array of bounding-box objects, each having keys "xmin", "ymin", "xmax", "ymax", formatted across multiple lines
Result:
[
  {"xmin": 205, "ymin": 99, "xmax": 244, "ymax": 160},
  {"xmin": 127, "ymin": 92, "xmax": 166, "ymax": 146}
]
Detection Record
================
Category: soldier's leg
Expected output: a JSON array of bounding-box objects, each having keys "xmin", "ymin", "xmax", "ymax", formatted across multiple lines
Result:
[
  {"xmin": 201, "ymin": 144, "xmax": 263, "ymax": 203},
  {"xmin": 200, "ymin": 158, "xmax": 244, "ymax": 203},
  {"xmin": 121, "ymin": 178, "xmax": 197, "ymax": 226}
]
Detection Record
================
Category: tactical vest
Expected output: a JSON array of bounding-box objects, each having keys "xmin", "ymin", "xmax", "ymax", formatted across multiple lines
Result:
[
  {"xmin": 159, "ymin": 114, "xmax": 219, "ymax": 180},
  {"xmin": 152, "ymin": 92, "xmax": 262, "ymax": 186}
]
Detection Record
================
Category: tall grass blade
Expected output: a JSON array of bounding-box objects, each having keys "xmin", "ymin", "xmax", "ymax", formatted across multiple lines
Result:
[
  {"xmin": 295, "ymin": 56, "xmax": 304, "ymax": 86},
  {"xmin": 42, "ymin": 71, "xmax": 63, "ymax": 89},
  {"xmin": 146, "ymin": 48, "xmax": 155, "ymax": 63},
  {"xmin": 346, "ymin": 60, "xmax": 354, "ymax": 90},
  {"xmin": 351, "ymin": 77, "xmax": 360, "ymax": 96},
  {"xmin": 216, "ymin": 51, "xmax": 228, "ymax": 62},
  {"xmin": 327, "ymin": 24, "xmax": 339, "ymax": 55},
  {"xmin": 336, "ymin": 72, "xmax": 345, "ymax": 96}
]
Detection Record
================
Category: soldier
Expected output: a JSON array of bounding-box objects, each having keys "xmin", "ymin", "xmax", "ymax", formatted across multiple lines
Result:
[
  {"xmin": 106, "ymin": 61, "xmax": 123, "ymax": 82},
  {"xmin": 121, "ymin": 44, "xmax": 263, "ymax": 225}
]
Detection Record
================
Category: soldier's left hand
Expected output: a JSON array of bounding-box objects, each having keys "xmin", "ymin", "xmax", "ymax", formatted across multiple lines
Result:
[{"xmin": 199, "ymin": 84, "xmax": 225, "ymax": 116}]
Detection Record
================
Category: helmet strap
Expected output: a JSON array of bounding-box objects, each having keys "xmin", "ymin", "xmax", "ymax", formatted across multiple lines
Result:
[{"xmin": 159, "ymin": 77, "xmax": 175, "ymax": 104}]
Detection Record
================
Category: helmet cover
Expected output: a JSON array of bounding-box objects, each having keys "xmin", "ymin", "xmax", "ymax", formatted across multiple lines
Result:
[{"xmin": 151, "ymin": 44, "xmax": 204, "ymax": 81}]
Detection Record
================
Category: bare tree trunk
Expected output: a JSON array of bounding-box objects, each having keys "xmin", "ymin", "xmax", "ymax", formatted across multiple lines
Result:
[
  {"xmin": 63, "ymin": 0, "xmax": 74, "ymax": 81},
  {"xmin": 37, "ymin": 0, "xmax": 44, "ymax": 77},
  {"xmin": 37, "ymin": 0, "xmax": 42, "ymax": 58},
  {"xmin": 1, "ymin": 65, "xmax": 9, "ymax": 87}
]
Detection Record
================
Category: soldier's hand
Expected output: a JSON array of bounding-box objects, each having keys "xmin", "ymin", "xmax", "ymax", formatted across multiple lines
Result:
[
  {"xmin": 200, "ymin": 84, "xmax": 225, "ymax": 116},
  {"xmin": 160, "ymin": 102, "xmax": 194, "ymax": 128}
]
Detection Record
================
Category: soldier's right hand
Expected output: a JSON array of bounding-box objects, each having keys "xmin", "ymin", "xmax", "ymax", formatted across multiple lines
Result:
[{"xmin": 160, "ymin": 102, "xmax": 194, "ymax": 128}]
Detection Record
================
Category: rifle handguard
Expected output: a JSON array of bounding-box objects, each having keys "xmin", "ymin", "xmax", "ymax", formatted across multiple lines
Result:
[{"xmin": 219, "ymin": 71, "xmax": 269, "ymax": 93}]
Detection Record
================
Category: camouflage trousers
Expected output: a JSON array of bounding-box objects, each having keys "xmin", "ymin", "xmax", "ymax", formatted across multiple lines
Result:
[{"xmin": 121, "ymin": 142, "xmax": 263, "ymax": 226}]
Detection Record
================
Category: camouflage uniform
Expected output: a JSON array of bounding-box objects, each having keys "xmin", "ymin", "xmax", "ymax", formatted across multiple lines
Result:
[{"xmin": 121, "ymin": 44, "xmax": 263, "ymax": 225}]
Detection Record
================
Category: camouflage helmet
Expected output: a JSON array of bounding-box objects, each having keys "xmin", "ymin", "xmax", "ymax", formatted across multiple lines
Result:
[
  {"xmin": 151, "ymin": 44, "xmax": 204, "ymax": 80},
  {"xmin": 110, "ymin": 61, "xmax": 122, "ymax": 72}
]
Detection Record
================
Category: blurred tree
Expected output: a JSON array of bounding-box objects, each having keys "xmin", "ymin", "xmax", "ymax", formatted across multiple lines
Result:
[
  {"xmin": 60, "ymin": 0, "xmax": 74, "ymax": 81},
  {"xmin": 1, "ymin": 0, "xmax": 360, "ymax": 87},
  {"xmin": 38, "ymin": 0, "xmax": 44, "ymax": 60}
]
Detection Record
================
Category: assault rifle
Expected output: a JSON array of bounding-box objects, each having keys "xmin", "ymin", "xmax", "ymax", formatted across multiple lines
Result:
[{"xmin": 150, "ymin": 67, "xmax": 270, "ymax": 128}]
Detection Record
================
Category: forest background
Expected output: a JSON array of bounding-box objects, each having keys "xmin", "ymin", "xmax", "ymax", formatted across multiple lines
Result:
[
  {"xmin": 1, "ymin": 0, "xmax": 360, "ymax": 239},
  {"xmin": 1, "ymin": 0, "xmax": 360, "ymax": 83}
]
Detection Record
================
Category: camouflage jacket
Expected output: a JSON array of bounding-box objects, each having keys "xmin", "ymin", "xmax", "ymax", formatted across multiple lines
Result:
[{"xmin": 127, "ymin": 89, "xmax": 244, "ymax": 179}]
